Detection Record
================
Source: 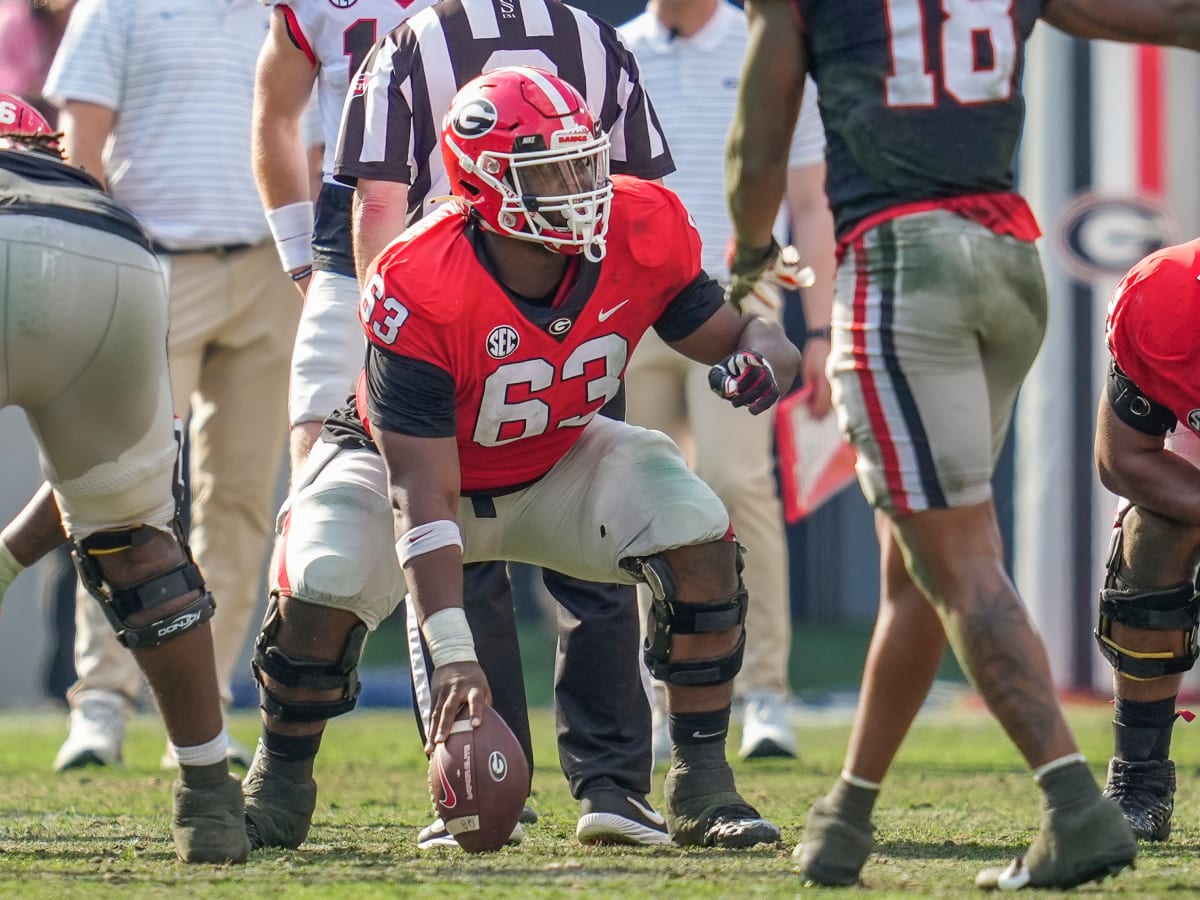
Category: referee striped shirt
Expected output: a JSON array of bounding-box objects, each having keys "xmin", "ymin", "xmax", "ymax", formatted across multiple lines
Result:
[
  {"xmin": 333, "ymin": 0, "xmax": 673, "ymax": 224},
  {"xmin": 42, "ymin": 0, "xmax": 274, "ymax": 250}
]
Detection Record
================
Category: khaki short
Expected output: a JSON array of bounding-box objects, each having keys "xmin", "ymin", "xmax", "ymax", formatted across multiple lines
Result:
[{"xmin": 829, "ymin": 210, "xmax": 1048, "ymax": 516}]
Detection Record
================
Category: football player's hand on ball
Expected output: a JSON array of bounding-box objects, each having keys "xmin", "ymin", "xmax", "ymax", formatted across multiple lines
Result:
[
  {"xmin": 426, "ymin": 660, "xmax": 492, "ymax": 754},
  {"xmin": 709, "ymin": 349, "xmax": 780, "ymax": 415},
  {"xmin": 725, "ymin": 238, "xmax": 815, "ymax": 312}
]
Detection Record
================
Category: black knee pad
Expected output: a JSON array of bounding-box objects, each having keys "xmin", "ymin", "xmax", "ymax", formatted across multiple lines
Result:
[
  {"xmin": 252, "ymin": 597, "xmax": 367, "ymax": 723},
  {"xmin": 1096, "ymin": 513, "xmax": 1200, "ymax": 680},
  {"xmin": 73, "ymin": 526, "xmax": 213, "ymax": 649},
  {"xmin": 624, "ymin": 553, "xmax": 748, "ymax": 687}
]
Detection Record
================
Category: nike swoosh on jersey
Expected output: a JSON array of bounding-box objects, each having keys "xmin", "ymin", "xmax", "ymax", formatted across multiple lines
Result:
[
  {"xmin": 597, "ymin": 299, "xmax": 630, "ymax": 322},
  {"xmin": 626, "ymin": 797, "xmax": 666, "ymax": 826}
]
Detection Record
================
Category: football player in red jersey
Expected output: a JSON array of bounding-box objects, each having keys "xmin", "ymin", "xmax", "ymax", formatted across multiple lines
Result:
[
  {"xmin": 726, "ymin": 0, "xmax": 1200, "ymax": 891},
  {"xmin": 252, "ymin": 65, "xmax": 798, "ymax": 850},
  {"xmin": 1093, "ymin": 239, "xmax": 1200, "ymax": 844}
]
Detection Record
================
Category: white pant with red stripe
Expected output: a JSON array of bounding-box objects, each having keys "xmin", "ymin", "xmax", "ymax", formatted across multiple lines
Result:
[{"xmin": 828, "ymin": 209, "xmax": 1048, "ymax": 516}]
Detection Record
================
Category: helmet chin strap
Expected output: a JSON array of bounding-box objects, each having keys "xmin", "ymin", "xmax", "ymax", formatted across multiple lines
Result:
[{"xmin": 583, "ymin": 237, "xmax": 606, "ymax": 263}]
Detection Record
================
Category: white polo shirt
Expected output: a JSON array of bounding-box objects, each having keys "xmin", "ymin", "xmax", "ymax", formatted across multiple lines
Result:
[
  {"xmin": 44, "ymin": 0, "xmax": 274, "ymax": 250},
  {"xmin": 620, "ymin": 1, "xmax": 825, "ymax": 282}
]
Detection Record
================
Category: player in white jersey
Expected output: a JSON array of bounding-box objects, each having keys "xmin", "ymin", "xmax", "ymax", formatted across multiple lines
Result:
[{"xmin": 254, "ymin": 0, "xmax": 437, "ymax": 477}]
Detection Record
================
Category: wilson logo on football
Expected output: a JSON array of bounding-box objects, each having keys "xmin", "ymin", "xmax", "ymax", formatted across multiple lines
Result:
[
  {"xmin": 434, "ymin": 758, "xmax": 457, "ymax": 809},
  {"xmin": 488, "ymin": 751, "xmax": 508, "ymax": 782},
  {"xmin": 451, "ymin": 98, "xmax": 498, "ymax": 139}
]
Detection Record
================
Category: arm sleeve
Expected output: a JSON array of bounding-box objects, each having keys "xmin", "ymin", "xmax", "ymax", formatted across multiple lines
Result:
[
  {"xmin": 1106, "ymin": 359, "xmax": 1177, "ymax": 436},
  {"xmin": 42, "ymin": 0, "xmax": 126, "ymax": 110},
  {"xmin": 653, "ymin": 272, "xmax": 725, "ymax": 343},
  {"xmin": 365, "ymin": 344, "xmax": 458, "ymax": 438}
]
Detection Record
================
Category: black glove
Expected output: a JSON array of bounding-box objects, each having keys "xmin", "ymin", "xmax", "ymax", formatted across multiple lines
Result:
[
  {"xmin": 708, "ymin": 350, "xmax": 780, "ymax": 415},
  {"xmin": 725, "ymin": 238, "xmax": 815, "ymax": 312}
]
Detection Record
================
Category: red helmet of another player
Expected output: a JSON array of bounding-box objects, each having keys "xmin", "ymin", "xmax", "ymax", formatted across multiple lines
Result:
[
  {"xmin": 0, "ymin": 91, "xmax": 58, "ymax": 154},
  {"xmin": 441, "ymin": 66, "xmax": 611, "ymax": 262}
]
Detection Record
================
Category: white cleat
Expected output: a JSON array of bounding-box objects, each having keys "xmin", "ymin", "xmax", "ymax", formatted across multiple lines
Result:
[
  {"xmin": 53, "ymin": 690, "xmax": 127, "ymax": 772},
  {"xmin": 738, "ymin": 690, "xmax": 797, "ymax": 760}
]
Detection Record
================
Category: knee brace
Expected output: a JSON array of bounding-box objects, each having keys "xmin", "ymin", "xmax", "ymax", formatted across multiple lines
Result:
[
  {"xmin": 1095, "ymin": 516, "xmax": 1200, "ymax": 680},
  {"xmin": 73, "ymin": 525, "xmax": 214, "ymax": 649},
  {"xmin": 625, "ymin": 553, "xmax": 748, "ymax": 687},
  {"xmin": 252, "ymin": 597, "xmax": 367, "ymax": 723}
]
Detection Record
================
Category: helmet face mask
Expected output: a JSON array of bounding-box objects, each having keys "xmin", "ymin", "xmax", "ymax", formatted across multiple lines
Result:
[{"xmin": 442, "ymin": 67, "xmax": 612, "ymax": 261}]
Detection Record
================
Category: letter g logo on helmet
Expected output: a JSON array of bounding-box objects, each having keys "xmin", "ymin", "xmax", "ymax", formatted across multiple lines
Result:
[{"xmin": 450, "ymin": 97, "xmax": 498, "ymax": 139}]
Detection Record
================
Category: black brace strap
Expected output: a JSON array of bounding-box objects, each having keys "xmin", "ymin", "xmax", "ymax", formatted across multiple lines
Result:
[
  {"xmin": 1095, "ymin": 517, "xmax": 1200, "ymax": 680},
  {"xmin": 73, "ymin": 527, "xmax": 214, "ymax": 649},
  {"xmin": 626, "ymin": 553, "xmax": 749, "ymax": 687},
  {"xmin": 645, "ymin": 630, "xmax": 746, "ymax": 687},
  {"xmin": 253, "ymin": 613, "xmax": 367, "ymax": 723},
  {"xmin": 1096, "ymin": 580, "xmax": 1200, "ymax": 680}
]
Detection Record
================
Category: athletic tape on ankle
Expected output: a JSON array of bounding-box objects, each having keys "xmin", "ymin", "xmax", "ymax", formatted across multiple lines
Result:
[
  {"xmin": 421, "ymin": 607, "xmax": 477, "ymax": 668},
  {"xmin": 0, "ymin": 539, "xmax": 24, "ymax": 604},
  {"xmin": 841, "ymin": 770, "xmax": 881, "ymax": 791},
  {"xmin": 1032, "ymin": 752, "xmax": 1087, "ymax": 783},
  {"xmin": 172, "ymin": 726, "xmax": 230, "ymax": 767},
  {"xmin": 397, "ymin": 519, "xmax": 463, "ymax": 566}
]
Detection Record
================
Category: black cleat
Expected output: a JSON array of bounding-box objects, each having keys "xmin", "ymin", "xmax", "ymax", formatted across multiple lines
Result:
[{"xmin": 1103, "ymin": 758, "xmax": 1175, "ymax": 841}]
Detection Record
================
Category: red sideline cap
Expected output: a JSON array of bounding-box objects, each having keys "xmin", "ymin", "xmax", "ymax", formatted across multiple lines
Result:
[{"xmin": 1106, "ymin": 238, "xmax": 1200, "ymax": 432}]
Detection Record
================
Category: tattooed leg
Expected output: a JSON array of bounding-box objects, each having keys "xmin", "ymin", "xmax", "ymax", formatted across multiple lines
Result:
[{"xmin": 893, "ymin": 498, "xmax": 1077, "ymax": 768}]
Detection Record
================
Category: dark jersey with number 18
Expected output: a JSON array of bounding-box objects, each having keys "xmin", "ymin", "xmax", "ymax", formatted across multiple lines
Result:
[
  {"xmin": 348, "ymin": 176, "xmax": 723, "ymax": 493},
  {"xmin": 796, "ymin": 0, "xmax": 1047, "ymax": 236}
]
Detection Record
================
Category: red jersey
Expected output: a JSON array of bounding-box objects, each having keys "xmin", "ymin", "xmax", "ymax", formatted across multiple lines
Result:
[
  {"xmin": 1106, "ymin": 238, "xmax": 1200, "ymax": 434},
  {"xmin": 357, "ymin": 175, "xmax": 721, "ymax": 492}
]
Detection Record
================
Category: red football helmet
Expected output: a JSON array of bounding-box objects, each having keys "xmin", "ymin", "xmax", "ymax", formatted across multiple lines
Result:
[
  {"xmin": 441, "ymin": 66, "xmax": 611, "ymax": 261},
  {"xmin": 0, "ymin": 91, "xmax": 58, "ymax": 153}
]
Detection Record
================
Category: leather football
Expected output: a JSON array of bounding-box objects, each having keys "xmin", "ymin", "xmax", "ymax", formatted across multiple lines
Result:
[{"xmin": 428, "ymin": 704, "xmax": 528, "ymax": 852}]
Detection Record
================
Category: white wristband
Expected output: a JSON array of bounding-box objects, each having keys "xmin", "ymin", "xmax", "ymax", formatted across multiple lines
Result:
[
  {"xmin": 0, "ymin": 539, "xmax": 24, "ymax": 607},
  {"xmin": 421, "ymin": 607, "xmax": 478, "ymax": 667},
  {"xmin": 265, "ymin": 201, "xmax": 314, "ymax": 272},
  {"xmin": 397, "ymin": 519, "xmax": 463, "ymax": 566}
]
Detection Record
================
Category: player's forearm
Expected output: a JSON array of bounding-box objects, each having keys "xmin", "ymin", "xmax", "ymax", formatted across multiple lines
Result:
[
  {"xmin": 1042, "ymin": 0, "xmax": 1200, "ymax": 51},
  {"xmin": 253, "ymin": 115, "xmax": 312, "ymax": 211},
  {"xmin": 1095, "ymin": 399, "xmax": 1200, "ymax": 526},
  {"xmin": 726, "ymin": 0, "xmax": 806, "ymax": 249},
  {"xmin": 0, "ymin": 483, "xmax": 67, "ymax": 567},
  {"xmin": 353, "ymin": 191, "xmax": 409, "ymax": 283},
  {"xmin": 1098, "ymin": 446, "xmax": 1200, "ymax": 528},
  {"xmin": 738, "ymin": 317, "xmax": 802, "ymax": 396},
  {"xmin": 57, "ymin": 101, "xmax": 112, "ymax": 190},
  {"xmin": 787, "ymin": 166, "xmax": 837, "ymax": 331}
]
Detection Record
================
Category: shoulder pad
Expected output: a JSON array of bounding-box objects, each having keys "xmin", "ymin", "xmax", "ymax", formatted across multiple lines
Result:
[{"xmin": 615, "ymin": 178, "xmax": 699, "ymax": 272}]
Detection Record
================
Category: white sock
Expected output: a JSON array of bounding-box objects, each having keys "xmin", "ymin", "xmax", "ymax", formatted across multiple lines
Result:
[
  {"xmin": 172, "ymin": 727, "xmax": 229, "ymax": 767},
  {"xmin": 1032, "ymin": 752, "xmax": 1087, "ymax": 783}
]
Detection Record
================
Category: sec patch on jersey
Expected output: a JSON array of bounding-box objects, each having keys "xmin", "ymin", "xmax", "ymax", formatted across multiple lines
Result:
[{"xmin": 428, "ymin": 705, "xmax": 528, "ymax": 852}]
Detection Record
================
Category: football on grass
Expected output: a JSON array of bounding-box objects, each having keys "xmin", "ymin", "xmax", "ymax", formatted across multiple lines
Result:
[{"xmin": 429, "ymin": 704, "xmax": 529, "ymax": 852}]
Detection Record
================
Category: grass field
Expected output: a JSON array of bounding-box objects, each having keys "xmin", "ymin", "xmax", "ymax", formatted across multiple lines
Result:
[{"xmin": 0, "ymin": 701, "xmax": 1196, "ymax": 898}]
